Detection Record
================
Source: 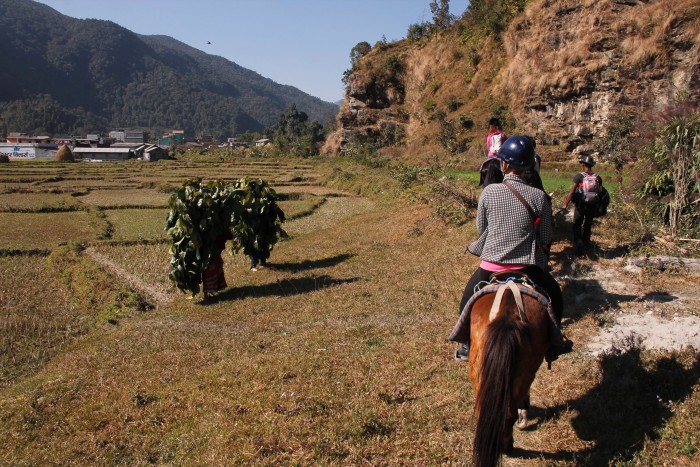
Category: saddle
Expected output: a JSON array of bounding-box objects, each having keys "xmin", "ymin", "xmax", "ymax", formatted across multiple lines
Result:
[
  {"xmin": 449, "ymin": 275, "xmax": 571, "ymax": 368},
  {"xmin": 488, "ymin": 270, "xmax": 531, "ymax": 283}
]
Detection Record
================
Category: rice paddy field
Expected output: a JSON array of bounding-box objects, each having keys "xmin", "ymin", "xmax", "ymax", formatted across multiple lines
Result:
[{"xmin": 0, "ymin": 156, "xmax": 698, "ymax": 465}]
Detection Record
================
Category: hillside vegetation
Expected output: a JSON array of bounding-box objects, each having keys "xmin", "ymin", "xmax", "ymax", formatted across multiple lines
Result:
[
  {"xmin": 326, "ymin": 0, "xmax": 700, "ymax": 164},
  {"xmin": 0, "ymin": 0, "xmax": 337, "ymax": 138}
]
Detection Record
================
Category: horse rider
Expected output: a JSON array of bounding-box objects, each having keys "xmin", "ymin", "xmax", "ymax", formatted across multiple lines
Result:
[
  {"xmin": 456, "ymin": 135, "xmax": 572, "ymax": 362},
  {"xmin": 486, "ymin": 117, "xmax": 507, "ymax": 159}
]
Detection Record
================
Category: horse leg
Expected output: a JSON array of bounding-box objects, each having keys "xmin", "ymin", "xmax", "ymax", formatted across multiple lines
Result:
[{"xmin": 515, "ymin": 392, "xmax": 530, "ymax": 430}]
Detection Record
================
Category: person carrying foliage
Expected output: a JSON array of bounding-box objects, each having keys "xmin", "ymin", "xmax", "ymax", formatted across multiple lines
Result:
[
  {"xmin": 166, "ymin": 177, "xmax": 285, "ymax": 300},
  {"xmin": 233, "ymin": 178, "xmax": 286, "ymax": 271},
  {"xmin": 455, "ymin": 136, "xmax": 572, "ymax": 363},
  {"xmin": 202, "ymin": 229, "xmax": 233, "ymax": 299},
  {"xmin": 563, "ymin": 155, "xmax": 604, "ymax": 255}
]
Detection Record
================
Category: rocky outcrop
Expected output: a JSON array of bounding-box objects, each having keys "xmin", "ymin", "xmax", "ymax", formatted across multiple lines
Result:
[
  {"xmin": 326, "ymin": 0, "xmax": 700, "ymax": 159},
  {"xmin": 503, "ymin": 0, "xmax": 700, "ymax": 153}
]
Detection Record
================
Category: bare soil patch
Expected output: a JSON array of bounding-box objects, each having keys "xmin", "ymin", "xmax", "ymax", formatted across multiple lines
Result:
[{"xmin": 576, "ymin": 264, "xmax": 700, "ymax": 355}]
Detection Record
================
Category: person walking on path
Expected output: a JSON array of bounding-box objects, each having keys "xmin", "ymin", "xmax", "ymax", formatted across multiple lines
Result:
[
  {"xmin": 202, "ymin": 230, "xmax": 233, "ymax": 299},
  {"xmin": 563, "ymin": 155, "xmax": 603, "ymax": 255}
]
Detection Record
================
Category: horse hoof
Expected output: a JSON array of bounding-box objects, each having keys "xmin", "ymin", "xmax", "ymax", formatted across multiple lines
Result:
[{"xmin": 515, "ymin": 409, "xmax": 528, "ymax": 430}]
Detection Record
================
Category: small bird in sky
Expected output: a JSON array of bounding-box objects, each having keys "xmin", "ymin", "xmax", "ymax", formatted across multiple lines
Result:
[{"xmin": 207, "ymin": 41, "xmax": 211, "ymax": 44}]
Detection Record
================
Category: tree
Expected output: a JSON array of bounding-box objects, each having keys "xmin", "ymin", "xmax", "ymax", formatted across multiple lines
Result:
[
  {"xmin": 642, "ymin": 108, "xmax": 700, "ymax": 237},
  {"xmin": 270, "ymin": 104, "xmax": 325, "ymax": 157},
  {"xmin": 430, "ymin": 0, "xmax": 454, "ymax": 29},
  {"xmin": 350, "ymin": 41, "xmax": 372, "ymax": 67},
  {"xmin": 595, "ymin": 110, "xmax": 636, "ymax": 187}
]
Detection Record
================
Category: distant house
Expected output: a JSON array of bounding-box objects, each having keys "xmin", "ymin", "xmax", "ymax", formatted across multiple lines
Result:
[
  {"xmin": 6, "ymin": 133, "xmax": 51, "ymax": 144},
  {"xmin": 125, "ymin": 130, "xmax": 146, "ymax": 144},
  {"xmin": 73, "ymin": 135, "xmax": 114, "ymax": 148},
  {"xmin": 142, "ymin": 145, "xmax": 169, "ymax": 162},
  {"xmin": 109, "ymin": 130, "xmax": 147, "ymax": 144},
  {"xmin": 159, "ymin": 130, "xmax": 185, "ymax": 147},
  {"xmin": 225, "ymin": 137, "xmax": 249, "ymax": 149},
  {"xmin": 0, "ymin": 143, "xmax": 56, "ymax": 159},
  {"xmin": 72, "ymin": 147, "xmax": 132, "ymax": 161},
  {"xmin": 255, "ymin": 138, "xmax": 271, "ymax": 147}
]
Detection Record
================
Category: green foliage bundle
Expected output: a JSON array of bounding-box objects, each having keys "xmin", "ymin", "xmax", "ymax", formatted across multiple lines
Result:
[
  {"xmin": 229, "ymin": 177, "xmax": 286, "ymax": 262},
  {"xmin": 165, "ymin": 177, "xmax": 286, "ymax": 295},
  {"xmin": 165, "ymin": 178, "xmax": 241, "ymax": 295}
]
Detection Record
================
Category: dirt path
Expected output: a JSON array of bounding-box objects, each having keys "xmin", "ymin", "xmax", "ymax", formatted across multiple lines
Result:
[
  {"xmin": 564, "ymin": 260, "xmax": 700, "ymax": 355},
  {"xmin": 84, "ymin": 247, "xmax": 172, "ymax": 308}
]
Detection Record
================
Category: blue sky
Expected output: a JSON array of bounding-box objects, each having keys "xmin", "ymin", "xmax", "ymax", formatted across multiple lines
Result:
[{"xmin": 36, "ymin": 0, "xmax": 470, "ymax": 103}]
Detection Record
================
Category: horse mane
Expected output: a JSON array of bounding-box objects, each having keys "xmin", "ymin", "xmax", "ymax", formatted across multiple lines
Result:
[{"xmin": 473, "ymin": 289, "xmax": 530, "ymax": 467}]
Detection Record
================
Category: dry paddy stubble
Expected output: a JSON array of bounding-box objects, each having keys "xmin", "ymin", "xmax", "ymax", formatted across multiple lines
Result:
[
  {"xmin": 0, "ymin": 212, "xmax": 99, "ymax": 249},
  {"xmin": 0, "ymin": 192, "xmax": 480, "ymax": 464},
  {"xmin": 0, "ymin": 256, "xmax": 87, "ymax": 387},
  {"xmin": 3, "ymin": 163, "xmax": 699, "ymax": 464}
]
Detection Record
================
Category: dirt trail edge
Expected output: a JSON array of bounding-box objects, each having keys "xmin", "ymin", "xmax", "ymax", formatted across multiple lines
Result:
[{"xmin": 84, "ymin": 247, "xmax": 172, "ymax": 308}]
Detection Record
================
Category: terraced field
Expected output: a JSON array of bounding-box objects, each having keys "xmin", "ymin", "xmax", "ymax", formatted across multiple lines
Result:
[{"xmin": 1, "ymin": 156, "xmax": 699, "ymax": 466}]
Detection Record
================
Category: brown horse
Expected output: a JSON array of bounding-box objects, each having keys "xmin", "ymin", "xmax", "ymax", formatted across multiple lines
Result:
[{"xmin": 468, "ymin": 282, "xmax": 550, "ymax": 467}]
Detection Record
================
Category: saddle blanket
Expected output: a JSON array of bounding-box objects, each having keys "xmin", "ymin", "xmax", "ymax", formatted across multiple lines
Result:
[{"xmin": 448, "ymin": 279, "xmax": 558, "ymax": 345}]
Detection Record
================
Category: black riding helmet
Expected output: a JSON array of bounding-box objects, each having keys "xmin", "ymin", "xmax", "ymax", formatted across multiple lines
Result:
[
  {"xmin": 497, "ymin": 135, "xmax": 535, "ymax": 168},
  {"xmin": 579, "ymin": 155, "xmax": 596, "ymax": 167}
]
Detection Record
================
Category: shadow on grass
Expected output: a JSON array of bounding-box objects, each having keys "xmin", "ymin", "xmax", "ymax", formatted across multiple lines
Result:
[
  {"xmin": 270, "ymin": 253, "xmax": 355, "ymax": 273},
  {"xmin": 535, "ymin": 344, "xmax": 700, "ymax": 464},
  {"xmin": 207, "ymin": 275, "xmax": 359, "ymax": 303},
  {"xmin": 561, "ymin": 278, "xmax": 640, "ymax": 322}
]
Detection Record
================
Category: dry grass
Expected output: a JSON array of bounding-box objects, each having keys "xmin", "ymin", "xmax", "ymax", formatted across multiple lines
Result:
[
  {"xmin": 0, "ymin": 192, "xmax": 83, "ymax": 212},
  {"xmin": 499, "ymin": 0, "xmax": 700, "ymax": 101},
  {"xmin": 80, "ymin": 189, "xmax": 170, "ymax": 208},
  {"xmin": 0, "ymin": 256, "xmax": 86, "ymax": 386},
  {"xmin": 1, "ymin": 160, "xmax": 698, "ymax": 465},
  {"xmin": 92, "ymin": 242, "xmax": 175, "ymax": 295},
  {"xmin": 104, "ymin": 208, "xmax": 170, "ymax": 241},
  {"xmin": 0, "ymin": 212, "xmax": 100, "ymax": 249}
]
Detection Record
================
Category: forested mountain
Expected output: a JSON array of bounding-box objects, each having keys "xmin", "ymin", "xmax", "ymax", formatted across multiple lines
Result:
[{"xmin": 0, "ymin": 0, "xmax": 338, "ymax": 138}]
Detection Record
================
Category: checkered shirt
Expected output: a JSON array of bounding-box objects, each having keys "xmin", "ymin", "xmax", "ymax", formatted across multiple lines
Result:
[{"xmin": 467, "ymin": 175, "xmax": 552, "ymax": 270}]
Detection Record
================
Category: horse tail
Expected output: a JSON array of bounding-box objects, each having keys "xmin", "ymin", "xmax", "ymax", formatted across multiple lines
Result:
[{"xmin": 473, "ymin": 290, "xmax": 527, "ymax": 467}]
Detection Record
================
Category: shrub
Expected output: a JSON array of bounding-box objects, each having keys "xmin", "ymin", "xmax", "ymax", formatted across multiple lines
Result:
[
  {"xmin": 447, "ymin": 97, "xmax": 464, "ymax": 112},
  {"xmin": 407, "ymin": 22, "xmax": 434, "ymax": 42}
]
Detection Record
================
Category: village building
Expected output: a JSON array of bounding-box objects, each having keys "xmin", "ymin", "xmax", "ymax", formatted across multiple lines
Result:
[
  {"xmin": 142, "ymin": 144, "xmax": 169, "ymax": 161},
  {"xmin": 224, "ymin": 137, "xmax": 249, "ymax": 149},
  {"xmin": 109, "ymin": 130, "xmax": 147, "ymax": 145},
  {"xmin": 0, "ymin": 142, "xmax": 57, "ymax": 159},
  {"xmin": 159, "ymin": 130, "xmax": 185, "ymax": 147},
  {"xmin": 5, "ymin": 133, "xmax": 51, "ymax": 144},
  {"xmin": 255, "ymin": 138, "xmax": 271, "ymax": 147},
  {"xmin": 72, "ymin": 147, "xmax": 133, "ymax": 161}
]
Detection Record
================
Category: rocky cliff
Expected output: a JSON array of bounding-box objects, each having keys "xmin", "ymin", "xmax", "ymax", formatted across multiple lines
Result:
[{"xmin": 325, "ymin": 0, "xmax": 700, "ymax": 162}]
